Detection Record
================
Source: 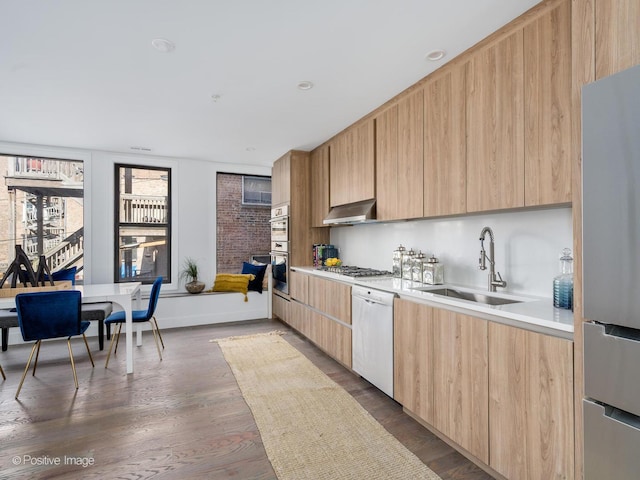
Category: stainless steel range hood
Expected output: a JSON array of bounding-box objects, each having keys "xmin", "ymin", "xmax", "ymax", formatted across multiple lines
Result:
[{"xmin": 323, "ymin": 198, "xmax": 376, "ymax": 225}]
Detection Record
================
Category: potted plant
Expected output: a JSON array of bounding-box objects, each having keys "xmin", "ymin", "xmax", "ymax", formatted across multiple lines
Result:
[{"xmin": 180, "ymin": 257, "xmax": 205, "ymax": 294}]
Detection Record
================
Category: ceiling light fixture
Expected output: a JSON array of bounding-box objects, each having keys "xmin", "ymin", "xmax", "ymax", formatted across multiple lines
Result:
[
  {"xmin": 151, "ymin": 38, "xmax": 175, "ymax": 53},
  {"xmin": 425, "ymin": 49, "xmax": 446, "ymax": 61},
  {"xmin": 297, "ymin": 81, "xmax": 314, "ymax": 91},
  {"xmin": 211, "ymin": 94, "xmax": 221, "ymax": 102},
  {"xmin": 246, "ymin": 147, "xmax": 256, "ymax": 152},
  {"xmin": 130, "ymin": 146, "xmax": 152, "ymax": 152}
]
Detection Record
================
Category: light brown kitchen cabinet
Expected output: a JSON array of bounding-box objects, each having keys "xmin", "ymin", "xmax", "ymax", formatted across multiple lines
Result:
[
  {"xmin": 330, "ymin": 119, "xmax": 375, "ymax": 207},
  {"xmin": 288, "ymin": 298, "xmax": 309, "ymax": 335},
  {"xmin": 524, "ymin": 1, "xmax": 572, "ymax": 206},
  {"xmin": 310, "ymin": 143, "xmax": 331, "ymax": 227},
  {"xmin": 432, "ymin": 308, "xmax": 489, "ymax": 464},
  {"xmin": 271, "ymin": 152, "xmax": 291, "ymax": 206},
  {"xmin": 595, "ymin": 0, "xmax": 640, "ymax": 79},
  {"xmin": 375, "ymin": 91, "xmax": 424, "ymax": 221},
  {"xmin": 393, "ymin": 298, "xmax": 434, "ymax": 424},
  {"xmin": 423, "ymin": 64, "xmax": 467, "ymax": 216},
  {"xmin": 289, "ymin": 270, "xmax": 309, "ymax": 304},
  {"xmin": 308, "ymin": 275, "xmax": 351, "ymax": 324},
  {"xmin": 272, "ymin": 293, "xmax": 290, "ymax": 324},
  {"xmin": 466, "ymin": 30, "xmax": 525, "ymax": 212},
  {"xmin": 309, "ymin": 309, "xmax": 352, "ymax": 367},
  {"xmin": 489, "ymin": 321, "xmax": 574, "ymax": 480}
]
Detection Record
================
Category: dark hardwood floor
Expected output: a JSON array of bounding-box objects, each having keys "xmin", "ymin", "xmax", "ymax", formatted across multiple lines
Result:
[{"xmin": 0, "ymin": 319, "xmax": 494, "ymax": 480}]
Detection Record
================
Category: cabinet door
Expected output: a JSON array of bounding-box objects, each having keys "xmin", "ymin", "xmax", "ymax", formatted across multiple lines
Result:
[
  {"xmin": 272, "ymin": 294, "xmax": 290, "ymax": 324},
  {"xmin": 466, "ymin": 30, "xmax": 525, "ymax": 212},
  {"xmin": 397, "ymin": 89, "xmax": 424, "ymax": 219},
  {"xmin": 271, "ymin": 153, "xmax": 291, "ymax": 206},
  {"xmin": 330, "ymin": 119, "xmax": 375, "ymax": 207},
  {"xmin": 289, "ymin": 271, "xmax": 309, "ymax": 303},
  {"xmin": 375, "ymin": 104, "xmax": 399, "ymax": 221},
  {"xmin": 310, "ymin": 144, "xmax": 331, "ymax": 227},
  {"xmin": 308, "ymin": 276, "xmax": 351, "ymax": 325},
  {"xmin": 524, "ymin": 1, "xmax": 572, "ymax": 206},
  {"xmin": 424, "ymin": 64, "xmax": 467, "ymax": 216},
  {"xmin": 393, "ymin": 298, "xmax": 434, "ymax": 423},
  {"xmin": 489, "ymin": 322, "xmax": 574, "ymax": 480},
  {"xmin": 595, "ymin": 0, "xmax": 640, "ymax": 79},
  {"xmin": 432, "ymin": 309, "xmax": 489, "ymax": 463}
]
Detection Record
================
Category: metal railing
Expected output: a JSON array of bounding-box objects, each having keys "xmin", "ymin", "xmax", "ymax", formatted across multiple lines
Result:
[{"xmin": 121, "ymin": 194, "xmax": 168, "ymax": 223}]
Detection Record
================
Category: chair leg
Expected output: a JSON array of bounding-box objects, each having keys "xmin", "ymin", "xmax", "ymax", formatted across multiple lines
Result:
[
  {"xmin": 0, "ymin": 362, "xmax": 5, "ymax": 380},
  {"xmin": 67, "ymin": 338, "xmax": 78, "ymax": 389},
  {"xmin": 113, "ymin": 322, "xmax": 123, "ymax": 355},
  {"xmin": 16, "ymin": 341, "xmax": 39, "ymax": 399},
  {"xmin": 82, "ymin": 334, "xmax": 95, "ymax": 367},
  {"xmin": 2, "ymin": 327, "xmax": 8, "ymax": 352},
  {"xmin": 152, "ymin": 316, "xmax": 165, "ymax": 349},
  {"xmin": 32, "ymin": 340, "xmax": 42, "ymax": 376},
  {"xmin": 104, "ymin": 322, "xmax": 122, "ymax": 369},
  {"xmin": 149, "ymin": 320, "xmax": 162, "ymax": 361},
  {"xmin": 98, "ymin": 319, "xmax": 104, "ymax": 351}
]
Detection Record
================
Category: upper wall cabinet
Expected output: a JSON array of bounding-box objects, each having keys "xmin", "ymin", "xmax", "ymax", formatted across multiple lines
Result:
[
  {"xmin": 330, "ymin": 118, "xmax": 375, "ymax": 207},
  {"xmin": 423, "ymin": 64, "xmax": 467, "ymax": 217},
  {"xmin": 310, "ymin": 143, "xmax": 330, "ymax": 227},
  {"xmin": 375, "ymin": 89, "xmax": 424, "ymax": 221},
  {"xmin": 595, "ymin": 0, "xmax": 640, "ymax": 79},
  {"xmin": 524, "ymin": 1, "xmax": 572, "ymax": 206},
  {"xmin": 466, "ymin": 30, "xmax": 525, "ymax": 213},
  {"xmin": 271, "ymin": 152, "xmax": 291, "ymax": 206}
]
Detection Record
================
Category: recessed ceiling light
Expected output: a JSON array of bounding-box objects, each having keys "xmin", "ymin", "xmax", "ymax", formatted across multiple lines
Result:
[
  {"xmin": 297, "ymin": 81, "xmax": 314, "ymax": 91},
  {"xmin": 151, "ymin": 38, "xmax": 175, "ymax": 53},
  {"xmin": 211, "ymin": 94, "xmax": 222, "ymax": 102},
  {"xmin": 130, "ymin": 146, "xmax": 152, "ymax": 152},
  {"xmin": 425, "ymin": 49, "xmax": 446, "ymax": 61},
  {"xmin": 246, "ymin": 147, "xmax": 256, "ymax": 152}
]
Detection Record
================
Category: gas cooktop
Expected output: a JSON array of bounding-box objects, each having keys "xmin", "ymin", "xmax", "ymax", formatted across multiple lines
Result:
[{"xmin": 317, "ymin": 265, "xmax": 392, "ymax": 278}]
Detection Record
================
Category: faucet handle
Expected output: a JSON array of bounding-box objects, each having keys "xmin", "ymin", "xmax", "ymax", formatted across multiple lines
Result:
[{"xmin": 494, "ymin": 271, "xmax": 507, "ymax": 288}]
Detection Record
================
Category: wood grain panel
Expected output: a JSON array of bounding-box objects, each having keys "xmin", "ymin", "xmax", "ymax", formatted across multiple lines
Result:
[
  {"xmin": 466, "ymin": 30, "xmax": 525, "ymax": 212},
  {"xmin": 595, "ymin": 0, "xmax": 640, "ymax": 79},
  {"xmin": 393, "ymin": 298, "xmax": 434, "ymax": 424},
  {"xmin": 489, "ymin": 321, "xmax": 574, "ymax": 480},
  {"xmin": 489, "ymin": 321, "xmax": 527, "ymax": 479},
  {"xmin": 432, "ymin": 309, "xmax": 489, "ymax": 464},
  {"xmin": 272, "ymin": 294, "xmax": 290, "ymax": 323},
  {"xmin": 524, "ymin": 1, "xmax": 572, "ymax": 206},
  {"xmin": 397, "ymin": 89, "xmax": 424, "ymax": 219},
  {"xmin": 271, "ymin": 153, "xmax": 291, "ymax": 206},
  {"xmin": 310, "ymin": 144, "xmax": 331, "ymax": 227},
  {"xmin": 329, "ymin": 131, "xmax": 349, "ymax": 207},
  {"xmin": 307, "ymin": 276, "xmax": 351, "ymax": 325},
  {"xmin": 424, "ymin": 64, "xmax": 467, "ymax": 216},
  {"xmin": 289, "ymin": 270, "xmax": 309, "ymax": 304},
  {"xmin": 352, "ymin": 119, "xmax": 376, "ymax": 203},
  {"xmin": 375, "ymin": 105, "xmax": 399, "ymax": 221}
]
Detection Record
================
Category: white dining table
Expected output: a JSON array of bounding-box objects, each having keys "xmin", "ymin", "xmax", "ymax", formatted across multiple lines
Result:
[{"xmin": 0, "ymin": 282, "xmax": 142, "ymax": 374}]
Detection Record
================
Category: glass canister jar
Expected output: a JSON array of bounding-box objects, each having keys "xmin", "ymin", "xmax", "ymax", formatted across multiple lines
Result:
[
  {"xmin": 423, "ymin": 256, "xmax": 444, "ymax": 285},
  {"xmin": 392, "ymin": 245, "xmax": 406, "ymax": 278},
  {"xmin": 402, "ymin": 248, "xmax": 416, "ymax": 280},
  {"xmin": 412, "ymin": 251, "xmax": 427, "ymax": 283}
]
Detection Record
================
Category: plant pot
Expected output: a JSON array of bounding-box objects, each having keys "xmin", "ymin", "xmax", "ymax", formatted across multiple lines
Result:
[{"xmin": 185, "ymin": 281, "xmax": 206, "ymax": 294}]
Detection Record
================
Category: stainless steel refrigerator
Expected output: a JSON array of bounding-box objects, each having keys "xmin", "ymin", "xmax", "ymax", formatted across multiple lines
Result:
[{"xmin": 582, "ymin": 63, "xmax": 640, "ymax": 480}]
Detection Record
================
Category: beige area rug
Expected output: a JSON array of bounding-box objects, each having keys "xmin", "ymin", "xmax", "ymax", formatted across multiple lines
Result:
[{"xmin": 212, "ymin": 331, "xmax": 441, "ymax": 480}]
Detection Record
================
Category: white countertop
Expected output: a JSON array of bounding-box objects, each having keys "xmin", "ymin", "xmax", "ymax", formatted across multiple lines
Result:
[{"xmin": 292, "ymin": 266, "xmax": 574, "ymax": 340}]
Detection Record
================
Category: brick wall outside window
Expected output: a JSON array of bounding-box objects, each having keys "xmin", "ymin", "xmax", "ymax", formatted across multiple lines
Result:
[{"xmin": 216, "ymin": 173, "xmax": 270, "ymax": 273}]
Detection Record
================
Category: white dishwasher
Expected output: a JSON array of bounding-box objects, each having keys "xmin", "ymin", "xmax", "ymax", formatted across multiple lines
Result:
[{"xmin": 351, "ymin": 284, "xmax": 396, "ymax": 398}]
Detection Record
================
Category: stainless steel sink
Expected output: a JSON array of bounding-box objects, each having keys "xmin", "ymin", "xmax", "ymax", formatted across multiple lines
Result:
[{"xmin": 413, "ymin": 287, "xmax": 523, "ymax": 305}]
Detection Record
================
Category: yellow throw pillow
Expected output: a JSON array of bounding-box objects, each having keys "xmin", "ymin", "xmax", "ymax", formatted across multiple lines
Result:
[{"xmin": 207, "ymin": 273, "xmax": 255, "ymax": 301}]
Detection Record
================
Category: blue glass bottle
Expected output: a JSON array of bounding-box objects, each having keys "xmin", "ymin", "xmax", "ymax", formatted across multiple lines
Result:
[{"xmin": 553, "ymin": 248, "xmax": 573, "ymax": 310}]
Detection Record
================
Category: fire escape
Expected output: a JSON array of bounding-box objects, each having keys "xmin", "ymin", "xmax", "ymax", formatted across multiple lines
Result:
[{"xmin": 4, "ymin": 157, "xmax": 84, "ymax": 272}]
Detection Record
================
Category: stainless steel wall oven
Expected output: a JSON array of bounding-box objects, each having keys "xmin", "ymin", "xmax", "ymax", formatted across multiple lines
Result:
[{"xmin": 270, "ymin": 205, "xmax": 289, "ymax": 295}]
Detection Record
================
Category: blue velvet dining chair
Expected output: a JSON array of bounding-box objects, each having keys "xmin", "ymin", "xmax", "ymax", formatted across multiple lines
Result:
[
  {"xmin": 105, "ymin": 276, "xmax": 164, "ymax": 367},
  {"xmin": 15, "ymin": 290, "xmax": 95, "ymax": 399}
]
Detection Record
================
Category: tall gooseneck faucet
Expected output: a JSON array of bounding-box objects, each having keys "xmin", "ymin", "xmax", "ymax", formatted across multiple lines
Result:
[{"xmin": 479, "ymin": 226, "xmax": 507, "ymax": 292}]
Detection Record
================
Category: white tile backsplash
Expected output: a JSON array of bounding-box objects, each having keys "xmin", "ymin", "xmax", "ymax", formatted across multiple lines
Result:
[{"xmin": 330, "ymin": 207, "xmax": 573, "ymax": 298}]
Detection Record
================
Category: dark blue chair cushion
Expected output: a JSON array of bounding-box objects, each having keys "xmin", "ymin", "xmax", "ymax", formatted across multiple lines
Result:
[
  {"xmin": 104, "ymin": 276, "xmax": 163, "ymax": 325},
  {"xmin": 16, "ymin": 290, "xmax": 83, "ymax": 341},
  {"xmin": 241, "ymin": 262, "xmax": 267, "ymax": 293},
  {"xmin": 45, "ymin": 266, "xmax": 77, "ymax": 286}
]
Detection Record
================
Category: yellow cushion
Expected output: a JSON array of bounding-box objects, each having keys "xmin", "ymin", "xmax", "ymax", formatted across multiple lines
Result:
[{"xmin": 207, "ymin": 273, "xmax": 255, "ymax": 301}]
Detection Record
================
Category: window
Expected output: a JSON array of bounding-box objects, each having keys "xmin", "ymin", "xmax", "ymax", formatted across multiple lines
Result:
[
  {"xmin": 115, "ymin": 164, "xmax": 170, "ymax": 284},
  {"xmin": 242, "ymin": 175, "xmax": 271, "ymax": 206},
  {"xmin": 0, "ymin": 155, "xmax": 84, "ymax": 282}
]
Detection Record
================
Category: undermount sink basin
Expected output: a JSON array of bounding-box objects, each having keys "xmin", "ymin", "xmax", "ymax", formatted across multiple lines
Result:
[{"xmin": 413, "ymin": 287, "xmax": 523, "ymax": 306}]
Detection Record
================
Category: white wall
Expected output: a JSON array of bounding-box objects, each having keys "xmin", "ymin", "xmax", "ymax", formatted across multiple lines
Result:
[{"xmin": 330, "ymin": 206, "xmax": 572, "ymax": 298}]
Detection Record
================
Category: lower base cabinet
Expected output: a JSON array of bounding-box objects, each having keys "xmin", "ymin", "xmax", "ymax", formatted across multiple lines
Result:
[
  {"xmin": 488, "ymin": 322, "xmax": 574, "ymax": 480},
  {"xmin": 394, "ymin": 298, "xmax": 574, "ymax": 480}
]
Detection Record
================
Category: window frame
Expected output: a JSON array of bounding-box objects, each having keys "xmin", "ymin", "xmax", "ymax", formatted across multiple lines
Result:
[
  {"xmin": 241, "ymin": 175, "xmax": 272, "ymax": 206},
  {"xmin": 114, "ymin": 163, "xmax": 172, "ymax": 285}
]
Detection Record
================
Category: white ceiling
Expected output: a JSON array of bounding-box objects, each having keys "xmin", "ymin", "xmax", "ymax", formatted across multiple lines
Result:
[{"xmin": 0, "ymin": 0, "xmax": 541, "ymax": 168}]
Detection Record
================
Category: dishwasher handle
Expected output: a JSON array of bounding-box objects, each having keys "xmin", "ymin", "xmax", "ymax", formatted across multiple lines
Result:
[{"xmin": 352, "ymin": 285, "xmax": 396, "ymax": 306}]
